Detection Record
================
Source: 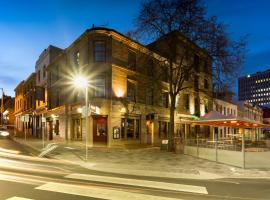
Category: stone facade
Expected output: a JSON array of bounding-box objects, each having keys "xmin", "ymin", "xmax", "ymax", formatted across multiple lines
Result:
[{"xmin": 43, "ymin": 27, "xmax": 213, "ymax": 147}]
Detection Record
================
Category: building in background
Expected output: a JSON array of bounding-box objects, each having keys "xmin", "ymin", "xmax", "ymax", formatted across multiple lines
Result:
[
  {"xmin": 213, "ymin": 98, "xmax": 237, "ymax": 140},
  {"xmin": 2, "ymin": 96, "xmax": 15, "ymax": 128},
  {"xmin": 238, "ymin": 69, "xmax": 270, "ymax": 106},
  {"xmin": 34, "ymin": 45, "xmax": 63, "ymax": 139},
  {"xmin": 14, "ymin": 81, "xmax": 25, "ymax": 133}
]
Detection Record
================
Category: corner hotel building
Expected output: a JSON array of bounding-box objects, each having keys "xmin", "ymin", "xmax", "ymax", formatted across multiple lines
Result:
[{"xmin": 16, "ymin": 27, "xmax": 213, "ymax": 147}]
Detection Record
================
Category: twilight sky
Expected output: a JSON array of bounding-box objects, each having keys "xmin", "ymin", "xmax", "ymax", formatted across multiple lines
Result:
[{"xmin": 0, "ymin": 0, "xmax": 269, "ymax": 96}]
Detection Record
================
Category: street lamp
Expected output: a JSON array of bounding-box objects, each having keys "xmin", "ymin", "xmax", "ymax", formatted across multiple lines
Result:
[{"xmin": 73, "ymin": 75, "xmax": 89, "ymax": 161}]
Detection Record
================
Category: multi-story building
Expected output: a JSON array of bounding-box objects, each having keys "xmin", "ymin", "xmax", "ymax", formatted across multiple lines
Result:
[
  {"xmin": 34, "ymin": 45, "xmax": 63, "ymax": 138},
  {"xmin": 1, "ymin": 96, "xmax": 15, "ymax": 127},
  {"xmin": 213, "ymin": 98, "xmax": 238, "ymax": 139},
  {"xmin": 237, "ymin": 101, "xmax": 263, "ymax": 141},
  {"xmin": 23, "ymin": 73, "xmax": 36, "ymax": 136},
  {"xmin": 45, "ymin": 27, "xmax": 212, "ymax": 147},
  {"xmin": 14, "ymin": 81, "xmax": 25, "ymax": 132},
  {"xmin": 238, "ymin": 69, "xmax": 270, "ymax": 106}
]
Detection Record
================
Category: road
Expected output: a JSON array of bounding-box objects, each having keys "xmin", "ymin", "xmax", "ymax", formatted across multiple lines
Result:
[{"xmin": 0, "ymin": 137, "xmax": 270, "ymax": 200}]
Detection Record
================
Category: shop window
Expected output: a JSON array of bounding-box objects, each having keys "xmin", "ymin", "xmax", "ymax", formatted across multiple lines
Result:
[
  {"xmin": 94, "ymin": 41, "xmax": 106, "ymax": 62},
  {"xmin": 159, "ymin": 121, "xmax": 169, "ymax": 139},
  {"xmin": 121, "ymin": 118, "xmax": 140, "ymax": 139},
  {"xmin": 95, "ymin": 77, "xmax": 105, "ymax": 97}
]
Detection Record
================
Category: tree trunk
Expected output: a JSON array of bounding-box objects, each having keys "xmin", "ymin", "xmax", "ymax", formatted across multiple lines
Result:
[{"xmin": 168, "ymin": 95, "xmax": 176, "ymax": 151}]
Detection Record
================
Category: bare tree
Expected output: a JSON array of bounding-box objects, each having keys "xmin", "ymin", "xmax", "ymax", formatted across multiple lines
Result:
[
  {"xmin": 133, "ymin": 0, "xmax": 246, "ymax": 94},
  {"xmin": 132, "ymin": 0, "xmax": 247, "ymax": 150}
]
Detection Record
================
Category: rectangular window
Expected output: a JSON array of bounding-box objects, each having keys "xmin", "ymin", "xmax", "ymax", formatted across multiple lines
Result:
[
  {"xmin": 128, "ymin": 51, "xmax": 136, "ymax": 70},
  {"xmin": 43, "ymin": 65, "xmax": 46, "ymax": 78},
  {"xmin": 184, "ymin": 94, "xmax": 189, "ymax": 110},
  {"xmin": 203, "ymin": 60, "xmax": 208, "ymax": 72},
  {"xmin": 147, "ymin": 59, "xmax": 154, "ymax": 77},
  {"xmin": 146, "ymin": 88, "xmax": 154, "ymax": 105},
  {"xmin": 56, "ymin": 90, "xmax": 60, "ymax": 107},
  {"xmin": 194, "ymin": 54, "xmax": 200, "ymax": 72},
  {"xmin": 121, "ymin": 118, "xmax": 140, "ymax": 139},
  {"xmin": 194, "ymin": 97, "xmax": 200, "ymax": 116},
  {"xmin": 204, "ymin": 79, "xmax": 208, "ymax": 89},
  {"xmin": 74, "ymin": 51, "xmax": 80, "ymax": 66},
  {"xmin": 194, "ymin": 75, "xmax": 199, "ymax": 90},
  {"xmin": 95, "ymin": 77, "xmax": 105, "ymax": 97},
  {"xmin": 224, "ymin": 107, "xmax": 226, "ymax": 115},
  {"xmin": 161, "ymin": 92, "xmax": 169, "ymax": 108},
  {"xmin": 94, "ymin": 41, "xmax": 106, "ymax": 62},
  {"xmin": 38, "ymin": 70, "xmax": 41, "ymax": 82},
  {"xmin": 127, "ymin": 81, "xmax": 136, "ymax": 102}
]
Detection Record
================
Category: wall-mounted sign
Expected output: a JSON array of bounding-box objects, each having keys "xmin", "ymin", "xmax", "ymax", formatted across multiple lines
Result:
[{"xmin": 113, "ymin": 126, "xmax": 120, "ymax": 139}]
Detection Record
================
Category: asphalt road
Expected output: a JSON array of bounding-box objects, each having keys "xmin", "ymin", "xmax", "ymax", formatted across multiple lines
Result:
[{"xmin": 0, "ymin": 137, "xmax": 270, "ymax": 200}]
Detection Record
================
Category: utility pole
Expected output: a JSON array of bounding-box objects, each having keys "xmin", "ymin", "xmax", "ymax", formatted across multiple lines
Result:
[{"xmin": 0, "ymin": 88, "xmax": 3, "ymax": 127}]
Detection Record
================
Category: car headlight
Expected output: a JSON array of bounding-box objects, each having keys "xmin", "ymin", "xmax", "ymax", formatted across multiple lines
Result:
[{"xmin": 0, "ymin": 131, "xmax": 9, "ymax": 137}]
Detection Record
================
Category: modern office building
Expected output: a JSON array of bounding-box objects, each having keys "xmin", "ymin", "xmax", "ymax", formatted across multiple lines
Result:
[{"xmin": 238, "ymin": 69, "xmax": 270, "ymax": 106}]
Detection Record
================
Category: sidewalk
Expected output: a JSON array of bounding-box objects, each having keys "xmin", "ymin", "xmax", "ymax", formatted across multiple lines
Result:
[{"xmin": 11, "ymin": 137, "xmax": 270, "ymax": 180}]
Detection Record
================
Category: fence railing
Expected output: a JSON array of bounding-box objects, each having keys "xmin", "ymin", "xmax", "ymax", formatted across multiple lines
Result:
[{"xmin": 184, "ymin": 138, "xmax": 270, "ymax": 168}]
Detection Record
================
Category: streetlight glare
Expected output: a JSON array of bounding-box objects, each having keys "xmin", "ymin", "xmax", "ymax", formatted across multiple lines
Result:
[{"xmin": 73, "ymin": 76, "xmax": 88, "ymax": 89}]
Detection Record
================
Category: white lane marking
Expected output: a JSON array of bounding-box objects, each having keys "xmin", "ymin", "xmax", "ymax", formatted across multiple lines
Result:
[
  {"xmin": 0, "ymin": 173, "xmax": 45, "ymax": 185},
  {"xmin": 66, "ymin": 173, "xmax": 208, "ymax": 194},
  {"xmin": 6, "ymin": 197, "xmax": 34, "ymax": 200},
  {"xmin": 36, "ymin": 182, "xmax": 181, "ymax": 200}
]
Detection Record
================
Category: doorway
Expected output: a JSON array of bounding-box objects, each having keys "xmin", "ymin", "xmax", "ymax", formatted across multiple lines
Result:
[
  {"xmin": 72, "ymin": 118, "xmax": 82, "ymax": 141},
  {"xmin": 93, "ymin": 116, "xmax": 107, "ymax": 144},
  {"xmin": 146, "ymin": 121, "xmax": 153, "ymax": 144}
]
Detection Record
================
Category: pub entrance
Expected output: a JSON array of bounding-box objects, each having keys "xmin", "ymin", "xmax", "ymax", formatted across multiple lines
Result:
[{"xmin": 93, "ymin": 116, "xmax": 107, "ymax": 144}]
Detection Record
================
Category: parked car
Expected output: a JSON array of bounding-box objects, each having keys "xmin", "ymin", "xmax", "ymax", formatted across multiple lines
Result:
[{"xmin": 0, "ymin": 127, "xmax": 9, "ymax": 139}]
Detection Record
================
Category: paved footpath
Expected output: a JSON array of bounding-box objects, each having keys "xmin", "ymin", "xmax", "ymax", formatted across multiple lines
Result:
[{"xmin": 11, "ymin": 137, "xmax": 270, "ymax": 180}]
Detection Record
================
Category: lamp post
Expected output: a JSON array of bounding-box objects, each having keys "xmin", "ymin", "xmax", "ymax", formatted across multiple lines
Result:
[{"xmin": 73, "ymin": 76, "xmax": 89, "ymax": 161}]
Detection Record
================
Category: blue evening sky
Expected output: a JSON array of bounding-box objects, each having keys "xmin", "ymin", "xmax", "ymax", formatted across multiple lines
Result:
[{"xmin": 0, "ymin": 0, "xmax": 269, "ymax": 96}]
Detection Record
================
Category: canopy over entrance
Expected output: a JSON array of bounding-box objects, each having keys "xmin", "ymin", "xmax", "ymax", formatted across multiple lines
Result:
[{"xmin": 192, "ymin": 111, "xmax": 270, "ymax": 128}]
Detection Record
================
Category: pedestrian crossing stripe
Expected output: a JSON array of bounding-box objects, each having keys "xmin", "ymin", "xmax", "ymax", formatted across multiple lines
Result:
[
  {"xmin": 66, "ymin": 173, "xmax": 208, "ymax": 194},
  {"xmin": 6, "ymin": 197, "xmax": 34, "ymax": 200},
  {"xmin": 36, "ymin": 182, "xmax": 183, "ymax": 200}
]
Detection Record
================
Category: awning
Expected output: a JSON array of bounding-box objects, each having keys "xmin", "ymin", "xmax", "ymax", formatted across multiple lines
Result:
[{"xmin": 192, "ymin": 111, "xmax": 270, "ymax": 128}]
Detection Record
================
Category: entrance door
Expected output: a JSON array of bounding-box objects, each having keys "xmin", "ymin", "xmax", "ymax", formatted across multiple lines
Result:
[
  {"xmin": 47, "ymin": 121, "xmax": 53, "ymax": 140},
  {"xmin": 146, "ymin": 121, "xmax": 153, "ymax": 144},
  {"xmin": 72, "ymin": 118, "xmax": 82, "ymax": 140},
  {"xmin": 93, "ymin": 116, "xmax": 107, "ymax": 144}
]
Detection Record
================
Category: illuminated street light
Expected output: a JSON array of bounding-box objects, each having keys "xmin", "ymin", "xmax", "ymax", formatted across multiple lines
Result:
[
  {"xmin": 73, "ymin": 75, "xmax": 88, "ymax": 89},
  {"xmin": 72, "ymin": 75, "xmax": 89, "ymax": 161}
]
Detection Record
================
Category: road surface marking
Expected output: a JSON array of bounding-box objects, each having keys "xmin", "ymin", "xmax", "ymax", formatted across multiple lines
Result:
[
  {"xmin": 6, "ymin": 197, "xmax": 34, "ymax": 200},
  {"xmin": 66, "ymin": 173, "xmax": 208, "ymax": 194},
  {"xmin": 36, "ymin": 182, "xmax": 182, "ymax": 200},
  {"xmin": 0, "ymin": 173, "xmax": 46, "ymax": 185}
]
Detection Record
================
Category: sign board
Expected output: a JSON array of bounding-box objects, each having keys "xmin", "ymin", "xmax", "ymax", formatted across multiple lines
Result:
[
  {"xmin": 113, "ymin": 126, "xmax": 120, "ymax": 139},
  {"xmin": 81, "ymin": 105, "xmax": 101, "ymax": 117}
]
